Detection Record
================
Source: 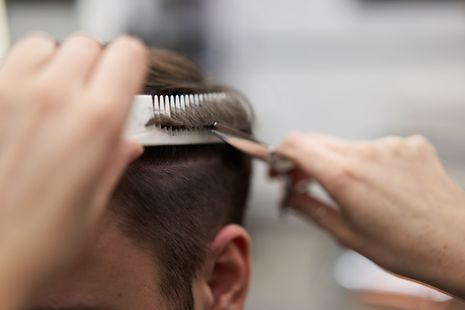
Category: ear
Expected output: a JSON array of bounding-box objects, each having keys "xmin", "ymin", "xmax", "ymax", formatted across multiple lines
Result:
[{"xmin": 197, "ymin": 224, "xmax": 251, "ymax": 310}]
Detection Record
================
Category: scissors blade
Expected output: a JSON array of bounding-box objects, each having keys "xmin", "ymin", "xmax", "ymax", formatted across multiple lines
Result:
[
  {"xmin": 211, "ymin": 123, "xmax": 295, "ymax": 173},
  {"xmin": 211, "ymin": 126, "xmax": 271, "ymax": 161}
]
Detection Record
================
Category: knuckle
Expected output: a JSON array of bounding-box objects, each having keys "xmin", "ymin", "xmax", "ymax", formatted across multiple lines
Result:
[
  {"xmin": 64, "ymin": 32, "xmax": 101, "ymax": 51},
  {"xmin": 282, "ymin": 131, "xmax": 306, "ymax": 149},
  {"xmin": 385, "ymin": 136, "xmax": 404, "ymax": 148},
  {"xmin": 408, "ymin": 134, "xmax": 430, "ymax": 148},
  {"xmin": 6, "ymin": 33, "xmax": 55, "ymax": 67},
  {"xmin": 66, "ymin": 32, "xmax": 95, "ymax": 42},
  {"xmin": 356, "ymin": 144, "xmax": 377, "ymax": 159},
  {"xmin": 118, "ymin": 36, "xmax": 147, "ymax": 56},
  {"xmin": 407, "ymin": 135, "xmax": 434, "ymax": 154},
  {"xmin": 111, "ymin": 36, "xmax": 147, "ymax": 60},
  {"xmin": 379, "ymin": 136, "xmax": 406, "ymax": 153},
  {"xmin": 17, "ymin": 32, "xmax": 55, "ymax": 48}
]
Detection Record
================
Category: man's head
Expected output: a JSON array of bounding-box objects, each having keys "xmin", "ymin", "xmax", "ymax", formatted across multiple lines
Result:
[{"xmin": 33, "ymin": 49, "xmax": 253, "ymax": 310}]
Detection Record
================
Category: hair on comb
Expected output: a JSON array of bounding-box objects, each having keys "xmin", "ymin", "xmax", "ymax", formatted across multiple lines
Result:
[
  {"xmin": 148, "ymin": 92, "xmax": 252, "ymax": 132},
  {"xmin": 124, "ymin": 91, "xmax": 253, "ymax": 146}
]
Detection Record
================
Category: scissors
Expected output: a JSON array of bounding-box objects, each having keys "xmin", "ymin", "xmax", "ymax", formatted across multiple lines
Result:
[
  {"xmin": 210, "ymin": 122, "xmax": 295, "ymax": 174},
  {"xmin": 211, "ymin": 122, "xmax": 297, "ymax": 212}
]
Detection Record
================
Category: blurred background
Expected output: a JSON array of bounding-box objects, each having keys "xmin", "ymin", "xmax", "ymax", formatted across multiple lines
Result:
[{"xmin": 3, "ymin": 0, "xmax": 465, "ymax": 309}]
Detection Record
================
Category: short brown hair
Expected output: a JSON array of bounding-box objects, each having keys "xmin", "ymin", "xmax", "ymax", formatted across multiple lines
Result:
[{"xmin": 110, "ymin": 49, "xmax": 253, "ymax": 310}]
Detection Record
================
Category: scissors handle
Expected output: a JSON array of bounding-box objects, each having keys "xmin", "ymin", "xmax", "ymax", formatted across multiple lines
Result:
[
  {"xmin": 269, "ymin": 151, "xmax": 295, "ymax": 174},
  {"xmin": 211, "ymin": 122, "xmax": 294, "ymax": 174}
]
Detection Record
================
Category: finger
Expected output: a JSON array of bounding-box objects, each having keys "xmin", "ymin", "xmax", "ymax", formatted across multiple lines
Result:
[
  {"xmin": 0, "ymin": 33, "xmax": 56, "ymax": 76},
  {"xmin": 288, "ymin": 191, "xmax": 360, "ymax": 249},
  {"xmin": 41, "ymin": 33, "xmax": 102, "ymax": 87},
  {"xmin": 277, "ymin": 132, "xmax": 346, "ymax": 187},
  {"xmin": 87, "ymin": 36, "xmax": 148, "ymax": 127},
  {"xmin": 87, "ymin": 139, "xmax": 144, "ymax": 222},
  {"xmin": 305, "ymin": 133, "xmax": 349, "ymax": 153}
]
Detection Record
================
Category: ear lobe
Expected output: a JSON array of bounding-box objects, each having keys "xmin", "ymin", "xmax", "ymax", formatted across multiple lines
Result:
[{"xmin": 206, "ymin": 224, "xmax": 251, "ymax": 310}]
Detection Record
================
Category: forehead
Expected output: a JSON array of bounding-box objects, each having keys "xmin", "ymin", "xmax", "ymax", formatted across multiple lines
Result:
[{"xmin": 32, "ymin": 215, "xmax": 165, "ymax": 310}]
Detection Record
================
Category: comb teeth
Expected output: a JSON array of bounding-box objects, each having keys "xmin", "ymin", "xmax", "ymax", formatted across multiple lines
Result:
[
  {"xmin": 125, "ymin": 92, "xmax": 230, "ymax": 146},
  {"xmin": 153, "ymin": 92, "xmax": 228, "ymax": 132}
]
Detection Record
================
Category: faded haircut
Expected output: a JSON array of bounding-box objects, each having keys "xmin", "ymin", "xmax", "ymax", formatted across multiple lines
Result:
[{"xmin": 109, "ymin": 48, "xmax": 253, "ymax": 310}]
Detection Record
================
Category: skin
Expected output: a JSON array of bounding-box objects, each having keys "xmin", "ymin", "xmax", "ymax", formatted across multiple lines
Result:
[
  {"xmin": 0, "ymin": 33, "xmax": 148, "ymax": 309},
  {"xmin": 356, "ymin": 291, "xmax": 465, "ymax": 309},
  {"xmin": 277, "ymin": 133, "xmax": 465, "ymax": 299},
  {"xmin": 33, "ymin": 214, "xmax": 167, "ymax": 310},
  {"xmin": 31, "ymin": 212, "xmax": 251, "ymax": 310},
  {"xmin": 1, "ymin": 31, "xmax": 465, "ymax": 308}
]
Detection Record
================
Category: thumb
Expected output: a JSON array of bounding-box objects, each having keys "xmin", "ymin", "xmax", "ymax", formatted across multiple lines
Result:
[{"xmin": 277, "ymin": 132, "xmax": 348, "ymax": 193}]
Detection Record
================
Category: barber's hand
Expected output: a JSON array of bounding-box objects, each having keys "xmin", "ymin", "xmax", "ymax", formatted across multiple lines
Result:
[
  {"xmin": 278, "ymin": 133, "xmax": 465, "ymax": 298},
  {"xmin": 0, "ymin": 34, "xmax": 147, "ymax": 308}
]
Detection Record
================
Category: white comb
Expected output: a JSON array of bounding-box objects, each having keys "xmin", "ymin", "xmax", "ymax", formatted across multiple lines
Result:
[{"xmin": 124, "ymin": 92, "xmax": 227, "ymax": 146}]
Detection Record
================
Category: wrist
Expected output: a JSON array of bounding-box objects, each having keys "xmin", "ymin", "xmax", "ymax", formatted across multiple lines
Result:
[
  {"xmin": 428, "ymin": 256, "xmax": 465, "ymax": 299},
  {"xmin": 411, "ymin": 227, "xmax": 465, "ymax": 299}
]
